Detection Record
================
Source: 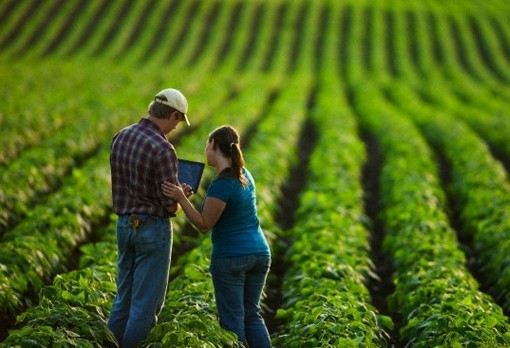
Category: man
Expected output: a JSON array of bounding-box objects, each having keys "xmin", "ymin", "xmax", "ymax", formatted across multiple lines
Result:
[{"xmin": 108, "ymin": 88, "xmax": 192, "ymax": 347}]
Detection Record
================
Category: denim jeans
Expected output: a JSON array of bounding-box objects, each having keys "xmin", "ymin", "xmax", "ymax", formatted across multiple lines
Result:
[
  {"xmin": 107, "ymin": 214, "xmax": 172, "ymax": 348},
  {"xmin": 210, "ymin": 254, "xmax": 272, "ymax": 347}
]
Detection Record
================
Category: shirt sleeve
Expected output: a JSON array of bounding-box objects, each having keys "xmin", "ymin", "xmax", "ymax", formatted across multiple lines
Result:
[
  {"xmin": 207, "ymin": 179, "xmax": 232, "ymax": 202},
  {"xmin": 154, "ymin": 146, "xmax": 179, "ymax": 207}
]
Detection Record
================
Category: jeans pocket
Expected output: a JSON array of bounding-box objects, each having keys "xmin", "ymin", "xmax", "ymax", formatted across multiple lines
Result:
[
  {"xmin": 210, "ymin": 256, "xmax": 247, "ymax": 276},
  {"xmin": 229, "ymin": 255, "xmax": 256, "ymax": 273},
  {"xmin": 134, "ymin": 226, "xmax": 160, "ymax": 254}
]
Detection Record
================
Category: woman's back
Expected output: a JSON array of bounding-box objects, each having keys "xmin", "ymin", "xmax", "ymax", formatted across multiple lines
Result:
[{"xmin": 206, "ymin": 168, "xmax": 270, "ymax": 258}]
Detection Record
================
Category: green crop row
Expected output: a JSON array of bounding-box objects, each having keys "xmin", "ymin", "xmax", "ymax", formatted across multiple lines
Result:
[
  {"xmin": 0, "ymin": 0, "xmax": 62, "ymax": 57},
  {"xmin": 467, "ymin": 13, "xmax": 510, "ymax": 82},
  {"xmin": 272, "ymin": 4, "xmax": 392, "ymax": 343},
  {"xmin": 386, "ymin": 82, "xmax": 510, "ymax": 314},
  {"xmin": 447, "ymin": 2, "xmax": 510, "ymax": 86},
  {"xmin": 0, "ymin": 60, "xmax": 88, "ymax": 166},
  {"xmin": 29, "ymin": 0, "xmax": 283, "ymax": 76},
  {"xmin": 273, "ymin": 74, "xmax": 392, "ymax": 346},
  {"xmin": 348, "ymin": 2, "xmax": 509, "ymax": 328},
  {"xmin": 414, "ymin": 78, "xmax": 510, "ymax": 166},
  {"xmin": 0, "ymin": 217, "xmax": 118, "ymax": 347},
  {"xmin": 352, "ymin": 0, "xmax": 510, "ymax": 103},
  {"xmin": 353, "ymin": 82, "xmax": 510, "ymax": 346},
  {"xmin": 0, "ymin": 72, "xmax": 122, "ymax": 234},
  {"xmin": 424, "ymin": 1, "xmax": 510, "ymax": 100},
  {"xmin": 376, "ymin": 0, "xmax": 510, "ymax": 160},
  {"xmin": 2, "ymin": 0, "xmax": 509, "ymax": 85},
  {"xmin": 0, "ymin": 145, "xmax": 111, "ymax": 321},
  {"xmin": 386, "ymin": 8, "xmax": 420, "ymax": 83},
  {"xmin": 381, "ymin": 0, "xmax": 510, "ymax": 165}
]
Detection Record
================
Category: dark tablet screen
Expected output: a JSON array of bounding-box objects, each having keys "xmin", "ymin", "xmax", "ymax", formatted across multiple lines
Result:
[{"xmin": 178, "ymin": 159, "xmax": 205, "ymax": 193}]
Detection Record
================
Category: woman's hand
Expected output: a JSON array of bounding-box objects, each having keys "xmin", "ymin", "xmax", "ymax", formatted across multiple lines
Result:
[
  {"xmin": 181, "ymin": 183, "xmax": 194, "ymax": 198},
  {"xmin": 162, "ymin": 181, "xmax": 226, "ymax": 232},
  {"xmin": 161, "ymin": 182, "xmax": 186, "ymax": 202}
]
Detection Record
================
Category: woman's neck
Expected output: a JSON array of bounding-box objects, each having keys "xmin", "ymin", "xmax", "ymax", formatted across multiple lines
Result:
[{"xmin": 215, "ymin": 157, "xmax": 231, "ymax": 174}]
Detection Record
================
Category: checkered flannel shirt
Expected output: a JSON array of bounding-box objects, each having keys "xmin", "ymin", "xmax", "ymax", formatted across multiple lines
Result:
[{"xmin": 110, "ymin": 118, "xmax": 179, "ymax": 217}]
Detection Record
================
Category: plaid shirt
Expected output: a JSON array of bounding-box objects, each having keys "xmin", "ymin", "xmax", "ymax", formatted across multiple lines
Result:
[{"xmin": 110, "ymin": 118, "xmax": 179, "ymax": 217}]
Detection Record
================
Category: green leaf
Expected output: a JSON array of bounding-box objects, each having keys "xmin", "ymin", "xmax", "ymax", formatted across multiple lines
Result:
[{"xmin": 378, "ymin": 315, "xmax": 394, "ymax": 331}]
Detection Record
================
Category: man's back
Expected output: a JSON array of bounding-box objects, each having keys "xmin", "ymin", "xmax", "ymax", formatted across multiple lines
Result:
[{"xmin": 110, "ymin": 118, "xmax": 178, "ymax": 217}]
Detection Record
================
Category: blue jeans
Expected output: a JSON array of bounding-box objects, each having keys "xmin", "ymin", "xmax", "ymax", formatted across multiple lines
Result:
[
  {"xmin": 107, "ymin": 214, "xmax": 172, "ymax": 348},
  {"xmin": 210, "ymin": 254, "xmax": 272, "ymax": 347}
]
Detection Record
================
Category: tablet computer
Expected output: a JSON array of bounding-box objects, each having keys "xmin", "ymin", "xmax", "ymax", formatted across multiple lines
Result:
[{"xmin": 178, "ymin": 159, "xmax": 205, "ymax": 193}]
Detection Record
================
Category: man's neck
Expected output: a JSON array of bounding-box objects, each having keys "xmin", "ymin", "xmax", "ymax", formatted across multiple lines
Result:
[{"xmin": 147, "ymin": 115, "xmax": 166, "ymax": 133}]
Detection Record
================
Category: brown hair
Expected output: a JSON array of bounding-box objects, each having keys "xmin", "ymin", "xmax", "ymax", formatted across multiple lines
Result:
[
  {"xmin": 209, "ymin": 125, "xmax": 248, "ymax": 186},
  {"xmin": 147, "ymin": 96, "xmax": 180, "ymax": 119}
]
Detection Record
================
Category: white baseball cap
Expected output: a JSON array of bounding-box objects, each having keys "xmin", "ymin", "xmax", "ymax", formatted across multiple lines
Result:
[{"xmin": 154, "ymin": 88, "xmax": 190, "ymax": 126}]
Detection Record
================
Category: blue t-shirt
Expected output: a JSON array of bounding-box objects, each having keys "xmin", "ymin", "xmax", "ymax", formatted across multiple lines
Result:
[{"xmin": 204, "ymin": 168, "xmax": 270, "ymax": 258}]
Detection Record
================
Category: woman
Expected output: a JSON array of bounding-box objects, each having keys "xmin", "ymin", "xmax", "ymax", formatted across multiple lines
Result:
[{"xmin": 161, "ymin": 125, "xmax": 272, "ymax": 347}]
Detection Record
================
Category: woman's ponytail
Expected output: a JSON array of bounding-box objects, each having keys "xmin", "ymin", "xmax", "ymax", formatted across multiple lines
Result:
[{"xmin": 230, "ymin": 142, "xmax": 248, "ymax": 186}]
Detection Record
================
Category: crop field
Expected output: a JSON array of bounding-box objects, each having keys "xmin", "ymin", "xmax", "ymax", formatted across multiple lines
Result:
[{"xmin": 1, "ymin": 0, "xmax": 510, "ymax": 346}]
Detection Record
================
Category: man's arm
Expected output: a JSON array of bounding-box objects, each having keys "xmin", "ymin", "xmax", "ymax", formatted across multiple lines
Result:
[{"xmin": 155, "ymin": 147, "xmax": 180, "ymax": 213}]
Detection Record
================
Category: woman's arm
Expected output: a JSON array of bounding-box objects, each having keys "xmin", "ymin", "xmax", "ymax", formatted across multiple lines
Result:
[{"xmin": 162, "ymin": 182, "xmax": 226, "ymax": 232}]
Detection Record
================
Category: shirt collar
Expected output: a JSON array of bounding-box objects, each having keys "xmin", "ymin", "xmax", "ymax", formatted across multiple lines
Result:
[{"xmin": 139, "ymin": 117, "xmax": 166, "ymax": 138}]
